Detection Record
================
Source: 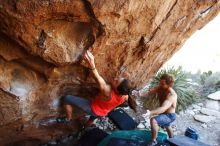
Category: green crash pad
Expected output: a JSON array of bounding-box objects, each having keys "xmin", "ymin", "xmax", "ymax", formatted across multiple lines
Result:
[{"xmin": 97, "ymin": 129, "xmax": 168, "ymax": 146}]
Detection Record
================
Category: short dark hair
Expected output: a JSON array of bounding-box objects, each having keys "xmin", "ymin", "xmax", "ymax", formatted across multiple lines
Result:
[
  {"xmin": 160, "ymin": 73, "xmax": 175, "ymax": 86},
  {"xmin": 117, "ymin": 79, "xmax": 130, "ymax": 95}
]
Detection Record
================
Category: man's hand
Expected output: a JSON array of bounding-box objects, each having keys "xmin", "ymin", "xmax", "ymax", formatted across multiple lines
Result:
[
  {"xmin": 131, "ymin": 90, "xmax": 140, "ymax": 97},
  {"xmin": 84, "ymin": 50, "xmax": 95, "ymax": 69},
  {"xmin": 142, "ymin": 110, "xmax": 151, "ymax": 118}
]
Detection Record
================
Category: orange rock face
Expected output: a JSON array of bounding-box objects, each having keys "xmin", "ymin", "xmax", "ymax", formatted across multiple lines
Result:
[{"xmin": 0, "ymin": 0, "xmax": 219, "ymax": 144}]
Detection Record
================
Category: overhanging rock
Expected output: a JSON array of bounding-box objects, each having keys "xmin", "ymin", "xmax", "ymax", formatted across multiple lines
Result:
[{"xmin": 0, "ymin": 0, "xmax": 219, "ymax": 144}]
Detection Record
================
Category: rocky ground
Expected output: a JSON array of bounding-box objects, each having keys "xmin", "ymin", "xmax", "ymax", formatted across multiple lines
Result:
[
  {"xmin": 1, "ymin": 92, "xmax": 219, "ymax": 146},
  {"xmin": 134, "ymin": 91, "xmax": 220, "ymax": 146},
  {"xmin": 142, "ymin": 91, "xmax": 220, "ymax": 146},
  {"xmin": 92, "ymin": 91, "xmax": 220, "ymax": 146},
  {"xmin": 173, "ymin": 98, "xmax": 220, "ymax": 146},
  {"xmin": 122, "ymin": 98, "xmax": 220, "ymax": 146},
  {"xmin": 39, "ymin": 95, "xmax": 220, "ymax": 146}
]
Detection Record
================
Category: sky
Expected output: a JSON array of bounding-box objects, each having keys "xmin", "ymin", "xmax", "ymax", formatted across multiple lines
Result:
[{"xmin": 164, "ymin": 14, "xmax": 220, "ymax": 73}]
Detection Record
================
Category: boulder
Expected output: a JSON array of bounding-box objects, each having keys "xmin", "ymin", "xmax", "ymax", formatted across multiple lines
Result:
[
  {"xmin": 0, "ymin": 0, "xmax": 219, "ymax": 86},
  {"xmin": 205, "ymin": 100, "xmax": 219, "ymax": 111},
  {"xmin": 137, "ymin": 123, "xmax": 145, "ymax": 129},
  {"xmin": 194, "ymin": 114, "xmax": 216, "ymax": 123},
  {"xmin": 0, "ymin": 0, "xmax": 220, "ymax": 145},
  {"xmin": 186, "ymin": 109, "xmax": 195, "ymax": 115},
  {"xmin": 207, "ymin": 91, "xmax": 220, "ymax": 100},
  {"xmin": 192, "ymin": 104, "xmax": 201, "ymax": 110},
  {"xmin": 200, "ymin": 108, "xmax": 220, "ymax": 117}
]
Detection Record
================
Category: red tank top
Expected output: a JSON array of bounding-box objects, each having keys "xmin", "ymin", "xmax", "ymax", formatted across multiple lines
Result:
[{"xmin": 91, "ymin": 90, "xmax": 125, "ymax": 116}]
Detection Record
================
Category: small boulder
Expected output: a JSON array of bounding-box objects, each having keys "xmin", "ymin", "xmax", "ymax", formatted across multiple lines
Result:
[
  {"xmin": 186, "ymin": 109, "xmax": 195, "ymax": 115},
  {"xmin": 194, "ymin": 114, "xmax": 216, "ymax": 123},
  {"xmin": 197, "ymin": 103, "xmax": 204, "ymax": 107},
  {"xmin": 205, "ymin": 100, "xmax": 219, "ymax": 111},
  {"xmin": 192, "ymin": 104, "xmax": 201, "ymax": 110},
  {"xmin": 207, "ymin": 91, "xmax": 220, "ymax": 100},
  {"xmin": 200, "ymin": 108, "xmax": 220, "ymax": 117},
  {"xmin": 137, "ymin": 123, "xmax": 145, "ymax": 129},
  {"xmin": 201, "ymin": 123, "xmax": 207, "ymax": 128}
]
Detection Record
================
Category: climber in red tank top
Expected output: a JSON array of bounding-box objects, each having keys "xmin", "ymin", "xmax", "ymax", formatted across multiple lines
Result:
[
  {"xmin": 91, "ymin": 89, "xmax": 126, "ymax": 116},
  {"xmin": 61, "ymin": 49, "xmax": 131, "ymax": 127}
]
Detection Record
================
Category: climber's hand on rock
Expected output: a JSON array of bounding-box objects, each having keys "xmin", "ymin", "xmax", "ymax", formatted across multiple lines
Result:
[{"xmin": 84, "ymin": 50, "xmax": 95, "ymax": 69}]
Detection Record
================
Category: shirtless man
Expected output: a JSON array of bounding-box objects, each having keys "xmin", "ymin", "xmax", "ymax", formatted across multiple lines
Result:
[{"xmin": 133, "ymin": 73, "xmax": 177, "ymax": 146}]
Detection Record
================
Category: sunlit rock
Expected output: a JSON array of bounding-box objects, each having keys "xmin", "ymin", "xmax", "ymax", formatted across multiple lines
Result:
[
  {"xmin": 208, "ymin": 91, "xmax": 220, "ymax": 100},
  {"xmin": 0, "ymin": 0, "xmax": 219, "ymax": 145}
]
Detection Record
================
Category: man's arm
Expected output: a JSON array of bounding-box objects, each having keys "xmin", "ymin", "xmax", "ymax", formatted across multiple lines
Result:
[
  {"xmin": 84, "ymin": 50, "xmax": 111, "ymax": 97},
  {"xmin": 141, "ymin": 87, "xmax": 158, "ymax": 97},
  {"xmin": 132, "ymin": 87, "xmax": 158, "ymax": 97},
  {"xmin": 149, "ymin": 99, "xmax": 172, "ymax": 116}
]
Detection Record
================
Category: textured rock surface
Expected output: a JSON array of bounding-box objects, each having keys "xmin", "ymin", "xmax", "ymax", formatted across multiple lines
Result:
[
  {"xmin": 194, "ymin": 114, "xmax": 216, "ymax": 123},
  {"xmin": 200, "ymin": 108, "xmax": 220, "ymax": 117},
  {"xmin": 0, "ymin": 89, "xmax": 21, "ymax": 125},
  {"xmin": 206, "ymin": 99, "xmax": 219, "ymax": 110},
  {"xmin": 0, "ymin": 0, "xmax": 220, "ymax": 145}
]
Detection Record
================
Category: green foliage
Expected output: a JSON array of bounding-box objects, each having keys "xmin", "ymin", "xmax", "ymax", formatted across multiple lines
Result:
[
  {"xmin": 200, "ymin": 71, "xmax": 212, "ymax": 85},
  {"xmin": 144, "ymin": 66, "xmax": 199, "ymax": 113},
  {"xmin": 198, "ymin": 71, "xmax": 220, "ymax": 96}
]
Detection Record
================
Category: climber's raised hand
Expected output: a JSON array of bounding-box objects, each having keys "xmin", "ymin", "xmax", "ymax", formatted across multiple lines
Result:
[{"xmin": 84, "ymin": 50, "xmax": 95, "ymax": 70}]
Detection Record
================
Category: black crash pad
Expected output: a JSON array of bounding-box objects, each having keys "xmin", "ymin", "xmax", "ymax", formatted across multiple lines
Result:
[{"xmin": 108, "ymin": 108, "xmax": 137, "ymax": 130}]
